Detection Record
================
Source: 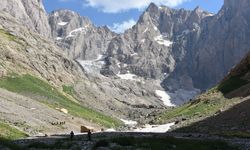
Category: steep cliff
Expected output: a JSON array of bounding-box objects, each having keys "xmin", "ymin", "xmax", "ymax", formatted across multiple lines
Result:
[{"xmin": 0, "ymin": 0, "xmax": 51, "ymax": 38}]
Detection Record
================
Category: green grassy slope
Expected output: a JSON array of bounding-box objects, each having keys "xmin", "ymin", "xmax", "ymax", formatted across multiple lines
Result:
[
  {"xmin": 0, "ymin": 122, "xmax": 27, "ymax": 140},
  {"xmin": 156, "ymin": 88, "xmax": 241, "ymax": 124},
  {"xmin": 176, "ymin": 97, "xmax": 250, "ymax": 138},
  {"xmin": 0, "ymin": 74, "xmax": 122, "ymax": 128},
  {"xmin": 0, "ymin": 122, "xmax": 25, "ymax": 150}
]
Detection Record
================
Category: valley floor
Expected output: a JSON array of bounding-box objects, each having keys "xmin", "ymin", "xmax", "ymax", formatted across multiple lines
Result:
[{"xmin": 3, "ymin": 131, "xmax": 247, "ymax": 150}]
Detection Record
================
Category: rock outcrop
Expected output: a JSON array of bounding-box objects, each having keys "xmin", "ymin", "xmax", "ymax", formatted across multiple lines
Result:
[
  {"xmin": 0, "ymin": 12, "xmax": 81, "ymax": 86},
  {"xmin": 0, "ymin": 0, "xmax": 51, "ymax": 38},
  {"xmin": 49, "ymin": 9, "xmax": 115, "ymax": 60}
]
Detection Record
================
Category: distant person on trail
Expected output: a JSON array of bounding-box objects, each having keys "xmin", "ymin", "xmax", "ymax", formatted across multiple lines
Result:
[
  {"xmin": 87, "ymin": 130, "xmax": 91, "ymax": 141},
  {"xmin": 70, "ymin": 131, "xmax": 74, "ymax": 140}
]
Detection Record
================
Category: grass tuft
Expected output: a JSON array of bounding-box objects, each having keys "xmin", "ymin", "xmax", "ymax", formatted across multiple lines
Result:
[{"xmin": 62, "ymin": 85, "xmax": 75, "ymax": 97}]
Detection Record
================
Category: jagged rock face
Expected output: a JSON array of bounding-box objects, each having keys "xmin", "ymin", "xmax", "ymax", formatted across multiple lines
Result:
[
  {"xmin": 139, "ymin": 0, "xmax": 250, "ymax": 91},
  {"xmin": 102, "ymin": 4, "xmax": 211, "ymax": 88},
  {"xmin": 0, "ymin": 0, "xmax": 51, "ymax": 38},
  {"xmin": 182, "ymin": 0, "xmax": 250, "ymax": 90},
  {"xmin": 99, "ymin": 0, "xmax": 250, "ymax": 92},
  {"xmin": 49, "ymin": 0, "xmax": 250, "ymax": 102},
  {"xmin": 49, "ymin": 10, "xmax": 115, "ymax": 60}
]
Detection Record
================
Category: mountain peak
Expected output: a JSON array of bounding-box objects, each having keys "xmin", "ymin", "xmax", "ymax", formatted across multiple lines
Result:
[
  {"xmin": 148, "ymin": 2, "xmax": 158, "ymax": 8},
  {"xmin": 193, "ymin": 6, "xmax": 203, "ymax": 12},
  {"xmin": 51, "ymin": 9, "xmax": 78, "ymax": 17},
  {"xmin": 146, "ymin": 2, "xmax": 159, "ymax": 12},
  {"xmin": 190, "ymin": 6, "xmax": 213, "ymax": 19}
]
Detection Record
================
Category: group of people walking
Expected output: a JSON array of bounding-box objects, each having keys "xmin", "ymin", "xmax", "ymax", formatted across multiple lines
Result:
[{"xmin": 70, "ymin": 130, "xmax": 92, "ymax": 141}]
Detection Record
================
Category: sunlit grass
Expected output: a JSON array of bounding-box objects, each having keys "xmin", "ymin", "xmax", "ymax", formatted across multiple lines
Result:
[{"xmin": 0, "ymin": 74, "xmax": 122, "ymax": 128}]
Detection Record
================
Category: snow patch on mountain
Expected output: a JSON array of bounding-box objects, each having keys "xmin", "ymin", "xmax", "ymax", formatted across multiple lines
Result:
[
  {"xmin": 206, "ymin": 13, "xmax": 214, "ymax": 16},
  {"xmin": 58, "ymin": 22, "xmax": 68, "ymax": 26},
  {"xmin": 133, "ymin": 122, "xmax": 175, "ymax": 133},
  {"xmin": 117, "ymin": 72, "xmax": 139, "ymax": 81},
  {"xmin": 155, "ymin": 90, "xmax": 176, "ymax": 107},
  {"xmin": 154, "ymin": 34, "xmax": 173, "ymax": 47},
  {"xmin": 131, "ymin": 53, "xmax": 138, "ymax": 56},
  {"xmin": 143, "ymin": 27, "xmax": 149, "ymax": 34},
  {"xmin": 56, "ymin": 37, "xmax": 63, "ymax": 40},
  {"xmin": 105, "ymin": 128, "xmax": 116, "ymax": 132},
  {"xmin": 66, "ymin": 25, "xmax": 89, "ymax": 38},
  {"xmin": 120, "ymin": 119, "xmax": 138, "ymax": 126},
  {"xmin": 141, "ymin": 39, "xmax": 145, "ymax": 43},
  {"xmin": 54, "ymin": 12, "xmax": 59, "ymax": 17},
  {"xmin": 153, "ymin": 25, "xmax": 158, "ymax": 31},
  {"xmin": 77, "ymin": 55, "xmax": 105, "ymax": 74}
]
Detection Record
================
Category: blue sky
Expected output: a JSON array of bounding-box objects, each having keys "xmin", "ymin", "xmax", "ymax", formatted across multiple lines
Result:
[{"xmin": 43, "ymin": 0, "xmax": 223, "ymax": 32}]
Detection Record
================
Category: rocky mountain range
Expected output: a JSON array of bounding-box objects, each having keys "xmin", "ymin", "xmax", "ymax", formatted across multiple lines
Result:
[
  {"xmin": 0, "ymin": 0, "xmax": 167, "ymax": 135},
  {"xmin": 0, "ymin": 0, "xmax": 250, "ymax": 136},
  {"xmin": 49, "ymin": 0, "xmax": 250, "ymax": 102}
]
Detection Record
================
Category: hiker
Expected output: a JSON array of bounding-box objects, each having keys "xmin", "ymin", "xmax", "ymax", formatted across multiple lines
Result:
[
  {"xmin": 70, "ymin": 131, "xmax": 74, "ymax": 140},
  {"xmin": 87, "ymin": 130, "xmax": 91, "ymax": 141}
]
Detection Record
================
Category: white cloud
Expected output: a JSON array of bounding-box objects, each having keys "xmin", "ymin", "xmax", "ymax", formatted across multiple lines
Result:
[
  {"xmin": 109, "ymin": 19, "xmax": 136, "ymax": 33},
  {"xmin": 84, "ymin": 0, "xmax": 190, "ymax": 13}
]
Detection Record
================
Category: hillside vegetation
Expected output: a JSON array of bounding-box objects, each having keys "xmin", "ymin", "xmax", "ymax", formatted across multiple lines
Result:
[
  {"xmin": 156, "ymin": 88, "xmax": 242, "ymax": 124},
  {"xmin": 0, "ymin": 74, "xmax": 122, "ymax": 128},
  {"xmin": 0, "ymin": 122, "xmax": 27, "ymax": 140}
]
